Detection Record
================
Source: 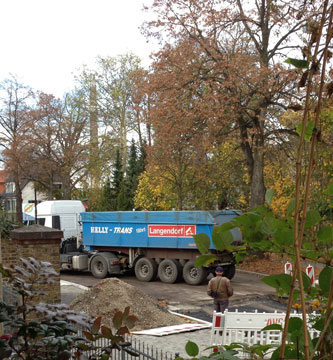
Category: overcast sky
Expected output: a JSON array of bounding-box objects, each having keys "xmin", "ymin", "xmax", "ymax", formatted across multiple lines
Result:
[{"xmin": 0, "ymin": 0, "xmax": 156, "ymax": 97}]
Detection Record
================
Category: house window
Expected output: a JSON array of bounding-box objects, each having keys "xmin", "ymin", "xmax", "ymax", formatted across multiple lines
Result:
[
  {"xmin": 5, "ymin": 182, "xmax": 15, "ymax": 193},
  {"xmin": 5, "ymin": 199, "xmax": 16, "ymax": 212}
]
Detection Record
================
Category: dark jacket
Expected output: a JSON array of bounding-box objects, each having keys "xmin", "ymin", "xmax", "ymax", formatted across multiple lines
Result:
[{"xmin": 207, "ymin": 275, "xmax": 233, "ymax": 300}]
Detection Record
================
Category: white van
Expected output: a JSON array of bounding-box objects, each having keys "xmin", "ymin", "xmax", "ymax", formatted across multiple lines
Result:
[{"xmin": 22, "ymin": 200, "xmax": 86, "ymax": 239}]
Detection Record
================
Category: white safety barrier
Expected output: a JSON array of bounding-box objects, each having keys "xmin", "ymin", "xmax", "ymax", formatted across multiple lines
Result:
[{"xmin": 211, "ymin": 310, "xmax": 319, "ymax": 349}]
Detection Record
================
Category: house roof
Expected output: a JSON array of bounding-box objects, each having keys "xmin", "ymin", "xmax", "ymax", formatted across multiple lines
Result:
[{"xmin": 0, "ymin": 169, "xmax": 6, "ymax": 195}]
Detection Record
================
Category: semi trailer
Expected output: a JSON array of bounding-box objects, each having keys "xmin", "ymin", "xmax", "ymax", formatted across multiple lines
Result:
[
  {"xmin": 24, "ymin": 201, "xmax": 241, "ymax": 285},
  {"xmin": 61, "ymin": 209, "xmax": 242, "ymax": 285}
]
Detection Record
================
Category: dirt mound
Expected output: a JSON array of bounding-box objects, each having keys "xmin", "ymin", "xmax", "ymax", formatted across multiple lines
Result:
[{"xmin": 70, "ymin": 278, "xmax": 187, "ymax": 331}]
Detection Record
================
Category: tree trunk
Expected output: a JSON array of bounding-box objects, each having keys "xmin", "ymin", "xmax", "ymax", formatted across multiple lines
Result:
[
  {"xmin": 249, "ymin": 145, "xmax": 266, "ymax": 208},
  {"xmin": 48, "ymin": 170, "xmax": 54, "ymax": 200},
  {"xmin": 177, "ymin": 184, "xmax": 183, "ymax": 210},
  {"xmin": 238, "ymin": 115, "xmax": 266, "ymax": 209},
  {"xmin": 61, "ymin": 176, "xmax": 72, "ymax": 200}
]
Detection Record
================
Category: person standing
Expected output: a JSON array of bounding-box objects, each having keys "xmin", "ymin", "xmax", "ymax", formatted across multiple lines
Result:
[{"xmin": 207, "ymin": 266, "xmax": 233, "ymax": 313}]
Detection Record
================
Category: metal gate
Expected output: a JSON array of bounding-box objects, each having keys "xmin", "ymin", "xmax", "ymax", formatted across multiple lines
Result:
[
  {"xmin": 109, "ymin": 336, "xmax": 174, "ymax": 360},
  {"xmin": 74, "ymin": 331, "xmax": 174, "ymax": 360}
]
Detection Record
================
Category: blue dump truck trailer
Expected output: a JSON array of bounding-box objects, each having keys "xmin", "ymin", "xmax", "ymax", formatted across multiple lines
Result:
[{"xmin": 60, "ymin": 210, "xmax": 241, "ymax": 285}]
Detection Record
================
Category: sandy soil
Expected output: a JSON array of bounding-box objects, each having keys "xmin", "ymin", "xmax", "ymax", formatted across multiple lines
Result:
[{"xmin": 70, "ymin": 277, "xmax": 189, "ymax": 331}]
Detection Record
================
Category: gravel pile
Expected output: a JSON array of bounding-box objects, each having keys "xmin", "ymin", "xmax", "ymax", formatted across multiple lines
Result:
[{"xmin": 70, "ymin": 278, "xmax": 187, "ymax": 331}]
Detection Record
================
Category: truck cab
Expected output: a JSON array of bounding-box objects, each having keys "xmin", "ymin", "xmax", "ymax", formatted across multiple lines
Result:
[{"xmin": 22, "ymin": 200, "xmax": 86, "ymax": 239}]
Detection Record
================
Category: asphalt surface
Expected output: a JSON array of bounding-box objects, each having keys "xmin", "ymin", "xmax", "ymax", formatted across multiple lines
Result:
[{"xmin": 61, "ymin": 269, "xmax": 279, "ymax": 306}]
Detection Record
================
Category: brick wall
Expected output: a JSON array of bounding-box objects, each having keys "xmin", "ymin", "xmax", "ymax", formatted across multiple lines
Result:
[
  {"xmin": 1, "ymin": 224, "xmax": 63, "ymax": 305},
  {"xmin": 0, "ymin": 235, "xmax": 2, "ymax": 336}
]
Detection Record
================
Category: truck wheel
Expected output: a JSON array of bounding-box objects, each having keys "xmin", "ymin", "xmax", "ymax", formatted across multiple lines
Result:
[
  {"xmin": 183, "ymin": 260, "xmax": 207, "ymax": 285},
  {"xmin": 91, "ymin": 256, "xmax": 108, "ymax": 279},
  {"xmin": 158, "ymin": 259, "xmax": 181, "ymax": 284},
  {"xmin": 224, "ymin": 264, "xmax": 236, "ymax": 280},
  {"xmin": 135, "ymin": 257, "xmax": 158, "ymax": 282}
]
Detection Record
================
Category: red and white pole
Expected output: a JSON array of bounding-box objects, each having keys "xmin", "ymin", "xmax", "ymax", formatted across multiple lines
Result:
[
  {"xmin": 306, "ymin": 264, "xmax": 315, "ymax": 286},
  {"xmin": 284, "ymin": 262, "xmax": 293, "ymax": 275}
]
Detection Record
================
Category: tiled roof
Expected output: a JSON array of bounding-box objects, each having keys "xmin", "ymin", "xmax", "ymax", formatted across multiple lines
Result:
[{"xmin": 0, "ymin": 169, "xmax": 6, "ymax": 195}]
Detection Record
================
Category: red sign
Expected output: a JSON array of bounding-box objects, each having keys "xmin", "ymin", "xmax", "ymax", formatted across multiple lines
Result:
[
  {"xmin": 266, "ymin": 317, "xmax": 284, "ymax": 326},
  {"xmin": 148, "ymin": 225, "xmax": 196, "ymax": 238}
]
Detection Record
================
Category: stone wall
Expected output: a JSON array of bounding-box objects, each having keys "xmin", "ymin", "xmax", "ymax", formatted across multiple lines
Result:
[{"xmin": 1, "ymin": 224, "xmax": 63, "ymax": 305}]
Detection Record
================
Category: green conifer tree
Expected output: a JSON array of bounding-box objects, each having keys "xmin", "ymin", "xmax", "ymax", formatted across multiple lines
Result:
[
  {"xmin": 117, "ymin": 181, "xmax": 128, "ymax": 210},
  {"xmin": 99, "ymin": 177, "xmax": 113, "ymax": 211},
  {"xmin": 124, "ymin": 139, "xmax": 139, "ymax": 210},
  {"xmin": 125, "ymin": 139, "xmax": 146, "ymax": 210},
  {"xmin": 137, "ymin": 140, "xmax": 147, "ymax": 175},
  {"xmin": 111, "ymin": 149, "xmax": 123, "ymax": 210}
]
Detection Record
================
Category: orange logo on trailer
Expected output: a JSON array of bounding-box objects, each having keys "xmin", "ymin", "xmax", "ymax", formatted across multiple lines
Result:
[
  {"xmin": 24, "ymin": 204, "xmax": 34, "ymax": 213},
  {"xmin": 148, "ymin": 225, "xmax": 196, "ymax": 238}
]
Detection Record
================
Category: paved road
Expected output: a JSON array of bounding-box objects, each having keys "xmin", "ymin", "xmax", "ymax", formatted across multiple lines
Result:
[
  {"xmin": 61, "ymin": 270, "xmax": 286, "ymax": 316},
  {"xmin": 61, "ymin": 270, "xmax": 273, "ymax": 300}
]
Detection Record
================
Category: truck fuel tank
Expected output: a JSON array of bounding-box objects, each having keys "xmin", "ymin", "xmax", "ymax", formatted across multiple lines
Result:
[{"xmin": 72, "ymin": 255, "xmax": 89, "ymax": 270}]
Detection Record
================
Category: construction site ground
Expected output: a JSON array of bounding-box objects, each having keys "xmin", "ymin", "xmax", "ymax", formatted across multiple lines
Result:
[{"xmin": 61, "ymin": 254, "xmax": 322, "ymax": 358}]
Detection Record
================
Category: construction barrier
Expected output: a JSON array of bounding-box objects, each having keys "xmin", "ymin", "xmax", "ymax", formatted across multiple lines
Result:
[
  {"xmin": 306, "ymin": 264, "xmax": 315, "ymax": 285},
  {"xmin": 284, "ymin": 262, "xmax": 318, "ymax": 286},
  {"xmin": 284, "ymin": 262, "xmax": 293, "ymax": 275},
  {"xmin": 211, "ymin": 310, "xmax": 319, "ymax": 350}
]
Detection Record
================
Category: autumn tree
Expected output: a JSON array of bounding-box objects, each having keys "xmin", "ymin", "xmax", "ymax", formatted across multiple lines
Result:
[
  {"xmin": 29, "ymin": 92, "xmax": 63, "ymax": 200},
  {"xmin": 142, "ymin": 0, "xmax": 321, "ymax": 208},
  {"xmin": 135, "ymin": 168, "xmax": 177, "ymax": 210},
  {"xmin": 88, "ymin": 75, "xmax": 99, "ymax": 188},
  {"xmin": 55, "ymin": 92, "xmax": 90, "ymax": 198},
  {"xmin": 307, "ymin": 103, "xmax": 333, "ymax": 218},
  {"xmin": 74, "ymin": 53, "xmax": 150, "ymax": 200},
  {"xmin": 74, "ymin": 70, "xmax": 115, "ymax": 189},
  {"xmin": 142, "ymin": 36, "xmax": 250, "ymax": 209},
  {"xmin": 136, "ymin": 139, "xmax": 248, "ymax": 211},
  {"xmin": 131, "ymin": 69, "xmax": 154, "ymax": 147},
  {"xmin": 0, "ymin": 76, "xmax": 34, "ymax": 223},
  {"xmin": 91, "ymin": 53, "xmax": 144, "ymax": 169},
  {"xmin": 31, "ymin": 91, "xmax": 90, "ymax": 199},
  {"xmin": 192, "ymin": 141, "xmax": 249, "ymax": 210},
  {"xmin": 147, "ymin": 118, "xmax": 208, "ymax": 210}
]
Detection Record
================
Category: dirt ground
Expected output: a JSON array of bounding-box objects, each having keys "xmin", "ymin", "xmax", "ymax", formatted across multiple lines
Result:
[{"xmin": 237, "ymin": 253, "xmax": 322, "ymax": 278}]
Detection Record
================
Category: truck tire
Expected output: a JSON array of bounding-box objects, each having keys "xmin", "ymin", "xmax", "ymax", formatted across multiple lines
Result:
[
  {"xmin": 183, "ymin": 260, "xmax": 207, "ymax": 285},
  {"xmin": 223, "ymin": 264, "xmax": 236, "ymax": 280},
  {"xmin": 158, "ymin": 259, "xmax": 181, "ymax": 284},
  {"xmin": 135, "ymin": 257, "xmax": 158, "ymax": 282},
  {"xmin": 91, "ymin": 256, "xmax": 108, "ymax": 279}
]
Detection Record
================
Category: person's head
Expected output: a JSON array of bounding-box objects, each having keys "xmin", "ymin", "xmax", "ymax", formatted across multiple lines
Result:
[{"xmin": 215, "ymin": 266, "xmax": 223, "ymax": 276}]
